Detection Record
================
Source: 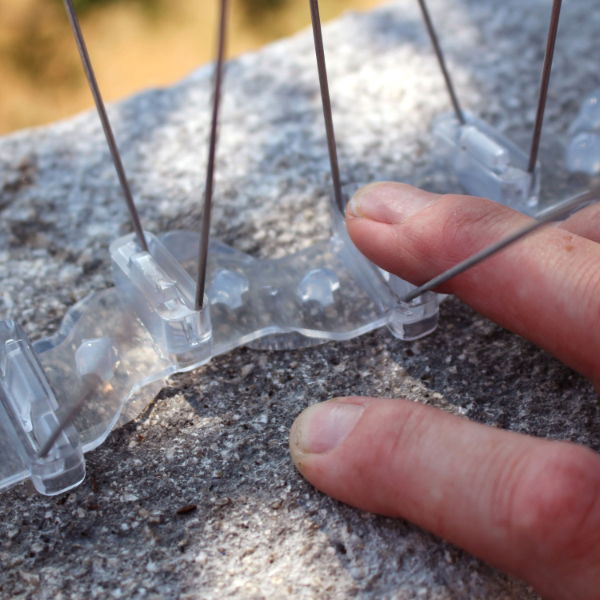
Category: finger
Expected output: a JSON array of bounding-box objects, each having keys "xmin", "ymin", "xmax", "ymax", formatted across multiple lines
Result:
[
  {"xmin": 346, "ymin": 182, "xmax": 600, "ymax": 387},
  {"xmin": 559, "ymin": 202, "xmax": 600, "ymax": 243},
  {"xmin": 290, "ymin": 397, "xmax": 600, "ymax": 600}
]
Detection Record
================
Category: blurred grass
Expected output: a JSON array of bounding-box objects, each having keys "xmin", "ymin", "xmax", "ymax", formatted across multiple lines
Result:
[{"xmin": 0, "ymin": 0, "xmax": 383, "ymax": 134}]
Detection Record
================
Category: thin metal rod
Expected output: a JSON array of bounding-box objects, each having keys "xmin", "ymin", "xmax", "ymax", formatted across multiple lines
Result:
[
  {"xmin": 417, "ymin": 0, "xmax": 465, "ymax": 125},
  {"xmin": 401, "ymin": 189, "xmax": 598, "ymax": 303},
  {"xmin": 528, "ymin": 0, "xmax": 562, "ymax": 173},
  {"xmin": 63, "ymin": 0, "xmax": 148, "ymax": 252},
  {"xmin": 38, "ymin": 376, "xmax": 99, "ymax": 459},
  {"xmin": 309, "ymin": 0, "xmax": 344, "ymax": 214},
  {"xmin": 195, "ymin": 0, "xmax": 229, "ymax": 310}
]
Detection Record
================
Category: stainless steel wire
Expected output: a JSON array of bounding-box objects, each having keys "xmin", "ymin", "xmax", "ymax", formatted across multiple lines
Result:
[
  {"xmin": 401, "ymin": 188, "xmax": 598, "ymax": 302},
  {"xmin": 417, "ymin": 0, "xmax": 465, "ymax": 125},
  {"xmin": 309, "ymin": 0, "xmax": 344, "ymax": 214},
  {"xmin": 63, "ymin": 0, "xmax": 148, "ymax": 252},
  {"xmin": 528, "ymin": 0, "xmax": 562, "ymax": 173},
  {"xmin": 195, "ymin": 0, "xmax": 229, "ymax": 310}
]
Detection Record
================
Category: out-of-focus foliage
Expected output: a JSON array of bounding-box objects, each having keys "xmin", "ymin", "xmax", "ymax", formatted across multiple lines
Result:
[
  {"xmin": 70, "ymin": 0, "xmax": 121, "ymax": 10},
  {"xmin": 0, "ymin": 0, "xmax": 380, "ymax": 133},
  {"xmin": 62, "ymin": 0, "xmax": 160, "ymax": 13},
  {"xmin": 65, "ymin": 0, "xmax": 288, "ymax": 17},
  {"xmin": 239, "ymin": 0, "xmax": 289, "ymax": 19}
]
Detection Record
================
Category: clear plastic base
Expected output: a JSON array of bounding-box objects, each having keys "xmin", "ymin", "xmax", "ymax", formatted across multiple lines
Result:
[
  {"xmin": 565, "ymin": 88, "xmax": 600, "ymax": 176},
  {"xmin": 0, "ymin": 321, "xmax": 85, "ymax": 495},
  {"xmin": 0, "ymin": 214, "xmax": 440, "ymax": 495},
  {"xmin": 433, "ymin": 111, "xmax": 540, "ymax": 214}
]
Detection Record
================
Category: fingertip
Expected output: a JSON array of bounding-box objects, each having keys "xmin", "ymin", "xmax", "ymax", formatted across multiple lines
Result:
[
  {"xmin": 346, "ymin": 181, "xmax": 440, "ymax": 224},
  {"xmin": 289, "ymin": 397, "xmax": 366, "ymax": 461},
  {"xmin": 289, "ymin": 396, "xmax": 600, "ymax": 598},
  {"xmin": 345, "ymin": 182, "xmax": 385, "ymax": 219}
]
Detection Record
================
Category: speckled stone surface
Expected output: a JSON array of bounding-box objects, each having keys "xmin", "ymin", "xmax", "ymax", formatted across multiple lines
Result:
[{"xmin": 1, "ymin": 0, "xmax": 599, "ymax": 598}]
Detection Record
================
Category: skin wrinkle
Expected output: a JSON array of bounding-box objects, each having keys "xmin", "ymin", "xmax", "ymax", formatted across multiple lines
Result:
[
  {"xmin": 505, "ymin": 445, "xmax": 600, "ymax": 600},
  {"xmin": 379, "ymin": 402, "xmax": 434, "ymax": 516},
  {"xmin": 506, "ymin": 454, "xmax": 594, "ymax": 598},
  {"xmin": 394, "ymin": 228, "xmax": 432, "ymax": 284},
  {"xmin": 484, "ymin": 440, "xmax": 531, "ymax": 548},
  {"xmin": 388, "ymin": 220, "xmax": 425, "ymax": 276},
  {"xmin": 569, "ymin": 253, "xmax": 600, "ymax": 324},
  {"xmin": 565, "ymin": 479, "xmax": 600, "ymax": 566},
  {"xmin": 496, "ymin": 446, "xmax": 573, "ymax": 583},
  {"xmin": 360, "ymin": 403, "xmax": 431, "ymax": 519},
  {"xmin": 527, "ymin": 447, "xmax": 600, "ymax": 562},
  {"xmin": 436, "ymin": 196, "xmax": 525, "ymax": 266},
  {"xmin": 352, "ymin": 402, "xmax": 411, "ymax": 515},
  {"xmin": 355, "ymin": 403, "xmax": 505, "ymax": 551},
  {"xmin": 330, "ymin": 401, "xmax": 371, "ymax": 502},
  {"xmin": 444, "ymin": 436, "xmax": 515, "ymax": 566},
  {"xmin": 427, "ymin": 429, "xmax": 481, "ymax": 542},
  {"xmin": 437, "ymin": 425, "xmax": 531, "ymax": 563},
  {"xmin": 345, "ymin": 456, "xmax": 368, "ymax": 505}
]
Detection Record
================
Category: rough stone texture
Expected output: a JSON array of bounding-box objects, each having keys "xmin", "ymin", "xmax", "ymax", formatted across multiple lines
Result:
[{"xmin": 0, "ymin": 0, "xmax": 599, "ymax": 598}]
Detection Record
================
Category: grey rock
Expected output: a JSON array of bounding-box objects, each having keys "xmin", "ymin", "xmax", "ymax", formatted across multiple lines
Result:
[{"xmin": 0, "ymin": 0, "xmax": 598, "ymax": 598}]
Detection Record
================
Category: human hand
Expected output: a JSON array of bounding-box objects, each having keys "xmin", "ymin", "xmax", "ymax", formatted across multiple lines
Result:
[{"xmin": 289, "ymin": 183, "xmax": 600, "ymax": 600}]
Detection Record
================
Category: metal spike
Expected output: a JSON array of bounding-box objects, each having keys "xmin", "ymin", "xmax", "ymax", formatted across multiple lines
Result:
[
  {"xmin": 401, "ymin": 188, "xmax": 598, "ymax": 303},
  {"xmin": 417, "ymin": 0, "xmax": 465, "ymax": 125},
  {"xmin": 195, "ymin": 0, "xmax": 229, "ymax": 311},
  {"xmin": 309, "ymin": 0, "xmax": 344, "ymax": 214},
  {"xmin": 63, "ymin": 0, "xmax": 148, "ymax": 252},
  {"xmin": 37, "ymin": 375, "xmax": 100, "ymax": 459},
  {"xmin": 528, "ymin": 0, "xmax": 562, "ymax": 173}
]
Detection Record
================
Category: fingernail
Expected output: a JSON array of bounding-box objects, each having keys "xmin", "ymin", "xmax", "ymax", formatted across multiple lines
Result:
[
  {"xmin": 347, "ymin": 182, "xmax": 438, "ymax": 224},
  {"xmin": 347, "ymin": 183, "xmax": 380, "ymax": 218},
  {"xmin": 291, "ymin": 399, "xmax": 364, "ymax": 455}
]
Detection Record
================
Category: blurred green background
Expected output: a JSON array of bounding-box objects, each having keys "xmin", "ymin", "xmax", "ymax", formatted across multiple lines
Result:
[{"xmin": 0, "ymin": 0, "xmax": 382, "ymax": 134}]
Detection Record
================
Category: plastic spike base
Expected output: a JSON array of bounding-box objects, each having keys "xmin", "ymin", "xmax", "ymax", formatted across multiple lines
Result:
[
  {"xmin": 433, "ymin": 111, "xmax": 540, "ymax": 215},
  {"xmin": 565, "ymin": 87, "xmax": 600, "ymax": 176},
  {"xmin": 0, "ymin": 215, "xmax": 440, "ymax": 496}
]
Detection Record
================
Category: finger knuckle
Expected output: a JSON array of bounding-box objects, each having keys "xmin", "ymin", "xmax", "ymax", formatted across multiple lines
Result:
[
  {"xmin": 434, "ymin": 195, "xmax": 514, "ymax": 266},
  {"xmin": 383, "ymin": 404, "xmax": 432, "ymax": 467},
  {"xmin": 357, "ymin": 402, "xmax": 434, "ymax": 511},
  {"xmin": 506, "ymin": 443, "xmax": 600, "ymax": 562}
]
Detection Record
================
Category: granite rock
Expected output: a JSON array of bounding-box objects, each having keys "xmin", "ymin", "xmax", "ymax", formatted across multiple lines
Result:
[{"xmin": 0, "ymin": 0, "xmax": 599, "ymax": 598}]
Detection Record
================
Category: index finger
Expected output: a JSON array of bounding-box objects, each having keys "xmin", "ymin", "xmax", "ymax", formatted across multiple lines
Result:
[{"xmin": 346, "ymin": 182, "xmax": 600, "ymax": 387}]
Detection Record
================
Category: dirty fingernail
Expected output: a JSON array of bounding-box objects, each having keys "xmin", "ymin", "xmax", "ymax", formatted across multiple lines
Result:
[
  {"xmin": 291, "ymin": 399, "xmax": 364, "ymax": 455},
  {"xmin": 347, "ymin": 182, "xmax": 438, "ymax": 224}
]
